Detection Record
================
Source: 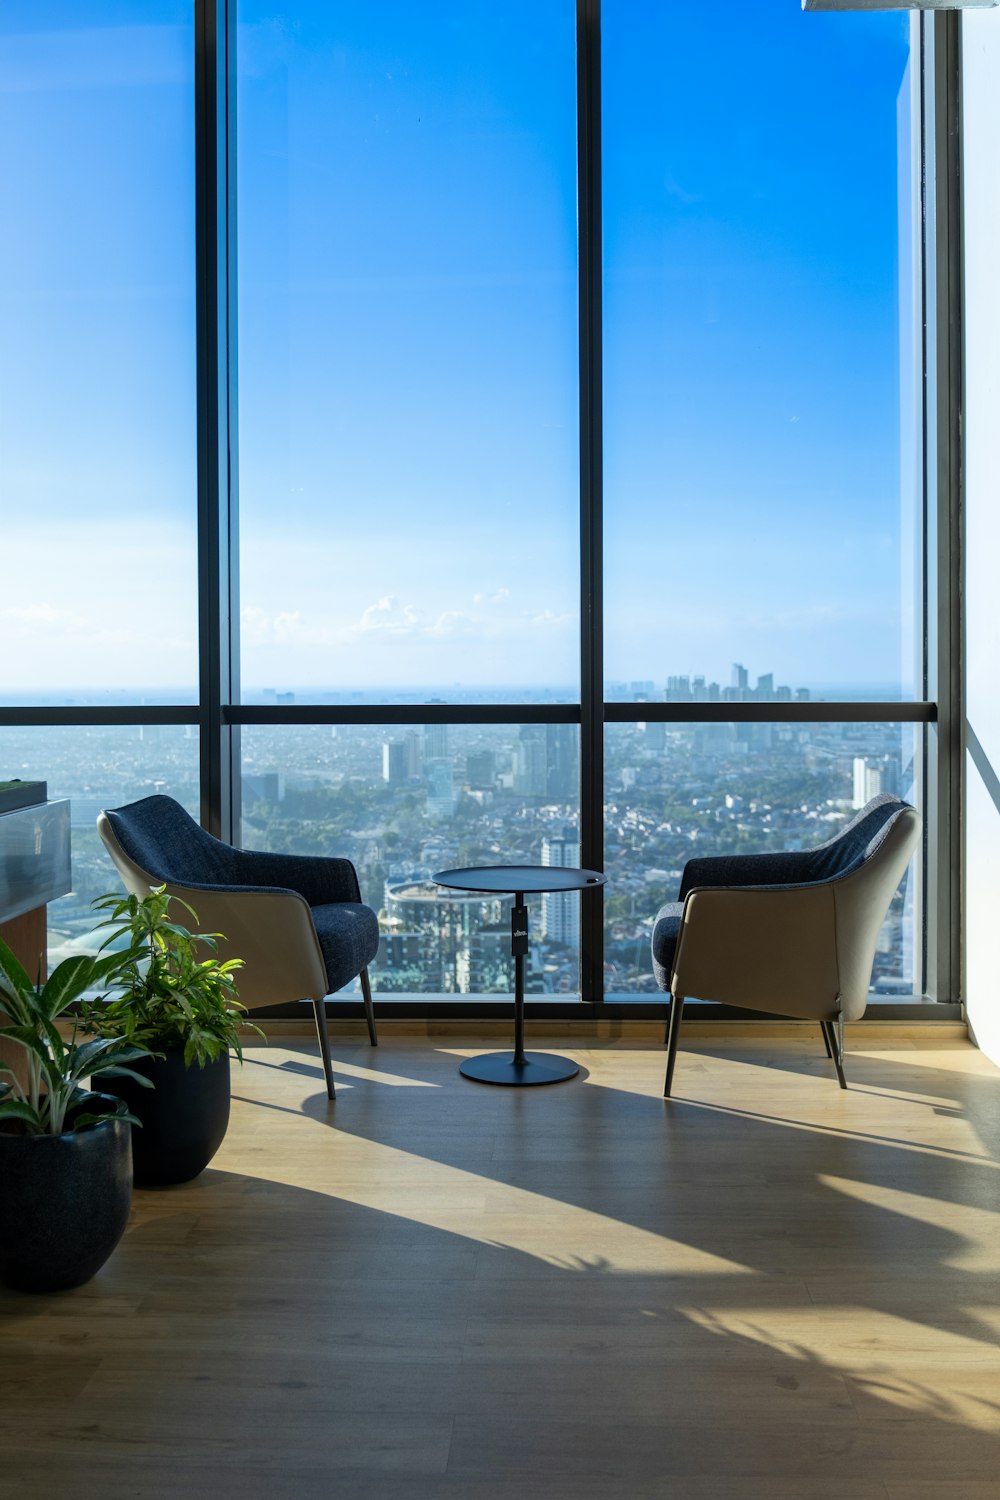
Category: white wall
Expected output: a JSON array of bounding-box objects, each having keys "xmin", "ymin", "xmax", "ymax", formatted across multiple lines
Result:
[{"xmin": 962, "ymin": 9, "xmax": 1000, "ymax": 1064}]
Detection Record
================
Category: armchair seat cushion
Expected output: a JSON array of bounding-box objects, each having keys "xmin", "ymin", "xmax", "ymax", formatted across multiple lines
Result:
[
  {"xmin": 312, "ymin": 902, "xmax": 380, "ymax": 995},
  {"xmin": 651, "ymin": 902, "xmax": 684, "ymax": 992}
]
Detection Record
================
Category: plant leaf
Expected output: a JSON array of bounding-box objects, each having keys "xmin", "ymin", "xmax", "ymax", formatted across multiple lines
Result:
[
  {"xmin": 96, "ymin": 1064, "xmax": 156, "ymax": 1087},
  {"xmin": 37, "ymin": 954, "xmax": 102, "ymax": 1019},
  {"xmin": 0, "ymin": 931, "xmax": 35, "ymax": 1006},
  {"xmin": 0, "ymin": 1098, "xmax": 44, "ymax": 1133}
]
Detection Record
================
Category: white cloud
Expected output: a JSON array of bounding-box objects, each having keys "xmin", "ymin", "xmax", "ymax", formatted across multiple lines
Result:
[
  {"xmin": 428, "ymin": 610, "xmax": 477, "ymax": 639},
  {"xmin": 530, "ymin": 609, "xmax": 574, "ymax": 629},
  {"xmin": 354, "ymin": 595, "xmax": 420, "ymax": 636},
  {"xmin": 240, "ymin": 606, "xmax": 304, "ymax": 646}
]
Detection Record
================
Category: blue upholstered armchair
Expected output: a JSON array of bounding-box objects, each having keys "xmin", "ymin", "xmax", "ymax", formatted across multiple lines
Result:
[
  {"xmin": 97, "ymin": 795, "xmax": 380, "ymax": 1099},
  {"xmin": 651, "ymin": 794, "xmax": 921, "ymax": 1096}
]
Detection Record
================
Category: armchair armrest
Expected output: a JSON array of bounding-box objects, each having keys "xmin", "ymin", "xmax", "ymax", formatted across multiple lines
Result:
[
  {"xmin": 678, "ymin": 849, "xmax": 821, "ymax": 902},
  {"xmin": 151, "ymin": 879, "xmax": 330, "ymax": 1010},
  {"xmin": 223, "ymin": 847, "xmax": 363, "ymax": 907},
  {"xmin": 671, "ymin": 883, "xmax": 841, "ymax": 1020}
]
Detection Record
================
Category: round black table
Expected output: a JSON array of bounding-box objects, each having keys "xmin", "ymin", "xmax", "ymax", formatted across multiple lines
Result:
[{"xmin": 432, "ymin": 864, "xmax": 607, "ymax": 1086}]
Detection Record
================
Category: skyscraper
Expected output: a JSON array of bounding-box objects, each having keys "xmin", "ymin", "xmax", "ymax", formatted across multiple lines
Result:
[
  {"xmin": 541, "ymin": 832, "xmax": 580, "ymax": 946},
  {"xmin": 425, "ymin": 758, "xmax": 455, "ymax": 819},
  {"xmin": 546, "ymin": 723, "xmax": 578, "ymax": 800},
  {"xmin": 514, "ymin": 725, "xmax": 547, "ymax": 796},
  {"xmin": 382, "ymin": 739, "xmax": 409, "ymax": 784},
  {"xmin": 425, "ymin": 724, "xmax": 449, "ymax": 761},
  {"xmin": 853, "ymin": 756, "xmax": 883, "ymax": 809}
]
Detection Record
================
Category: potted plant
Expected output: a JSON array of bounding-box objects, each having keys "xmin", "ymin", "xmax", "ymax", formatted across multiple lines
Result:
[
  {"xmin": 0, "ymin": 937, "xmax": 151, "ymax": 1293},
  {"xmin": 83, "ymin": 887, "xmax": 259, "ymax": 1188}
]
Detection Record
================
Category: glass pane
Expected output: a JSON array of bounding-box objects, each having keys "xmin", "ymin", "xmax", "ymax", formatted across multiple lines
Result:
[
  {"xmin": 236, "ymin": 0, "xmax": 579, "ymax": 705},
  {"xmin": 241, "ymin": 723, "xmax": 580, "ymax": 995},
  {"xmin": 0, "ymin": 725, "xmax": 200, "ymax": 967},
  {"xmin": 602, "ymin": 3, "xmax": 919, "ymax": 701},
  {"xmin": 0, "ymin": 3, "xmax": 198, "ymax": 705},
  {"xmin": 605, "ymin": 721, "xmax": 919, "ymax": 996}
]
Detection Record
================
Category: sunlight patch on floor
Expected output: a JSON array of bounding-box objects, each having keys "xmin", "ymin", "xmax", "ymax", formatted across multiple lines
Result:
[
  {"xmin": 820, "ymin": 1174, "xmax": 1000, "ymax": 1270},
  {"xmin": 680, "ymin": 1302, "xmax": 1000, "ymax": 1430},
  {"xmin": 232, "ymin": 1140, "xmax": 758, "ymax": 1277}
]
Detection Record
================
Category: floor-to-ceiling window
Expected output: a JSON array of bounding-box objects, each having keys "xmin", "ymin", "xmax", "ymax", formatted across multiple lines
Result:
[
  {"xmin": 0, "ymin": 1, "xmax": 200, "ymax": 959},
  {"xmin": 601, "ymin": 1, "xmax": 926, "ymax": 996},
  {"xmin": 234, "ymin": 0, "xmax": 582, "ymax": 996},
  {"xmin": 1, "ymin": 2, "xmax": 946, "ymax": 1007}
]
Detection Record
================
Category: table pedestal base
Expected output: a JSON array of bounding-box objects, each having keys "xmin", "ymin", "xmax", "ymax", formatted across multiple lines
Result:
[{"xmin": 459, "ymin": 1051, "xmax": 579, "ymax": 1087}]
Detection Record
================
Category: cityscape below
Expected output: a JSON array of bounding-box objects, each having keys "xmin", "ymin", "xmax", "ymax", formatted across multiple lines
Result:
[{"xmin": 3, "ymin": 667, "xmax": 918, "ymax": 999}]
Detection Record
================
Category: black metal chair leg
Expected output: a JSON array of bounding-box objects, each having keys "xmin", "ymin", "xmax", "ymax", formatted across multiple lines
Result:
[
  {"xmin": 820, "ymin": 1020, "xmax": 833, "ymax": 1059},
  {"xmin": 360, "ymin": 967, "xmax": 378, "ymax": 1047},
  {"xmin": 664, "ymin": 995, "xmax": 685, "ymax": 1098},
  {"xmin": 313, "ymin": 997, "xmax": 336, "ymax": 1099},
  {"xmin": 830, "ymin": 1020, "xmax": 848, "ymax": 1090}
]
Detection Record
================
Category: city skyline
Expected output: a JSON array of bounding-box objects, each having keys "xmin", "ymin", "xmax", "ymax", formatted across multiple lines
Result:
[
  {"xmin": 0, "ymin": 670, "xmax": 909, "ymax": 709},
  {"xmin": 4, "ymin": 711, "xmax": 916, "ymax": 997}
]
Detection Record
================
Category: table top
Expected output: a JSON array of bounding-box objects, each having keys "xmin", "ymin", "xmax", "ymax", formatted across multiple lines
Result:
[{"xmin": 433, "ymin": 864, "xmax": 606, "ymax": 896}]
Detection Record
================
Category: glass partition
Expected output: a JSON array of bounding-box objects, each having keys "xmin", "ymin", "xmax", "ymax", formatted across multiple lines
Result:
[
  {"xmin": 236, "ymin": 0, "xmax": 580, "ymax": 704},
  {"xmin": 0, "ymin": 724, "xmax": 200, "ymax": 966},
  {"xmin": 0, "ymin": 2, "xmax": 198, "ymax": 704},
  {"xmin": 605, "ymin": 720, "xmax": 918, "ymax": 995},
  {"xmin": 602, "ymin": 2, "xmax": 920, "ymax": 704},
  {"xmin": 241, "ymin": 722, "xmax": 580, "ymax": 995}
]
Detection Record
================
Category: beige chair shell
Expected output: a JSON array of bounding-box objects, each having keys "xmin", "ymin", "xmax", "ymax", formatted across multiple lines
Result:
[
  {"xmin": 97, "ymin": 810, "xmax": 376, "ymax": 1100},
  {"xmin": 98, "ymin": 811, "xmax": 331, "ymax": 1011},
  {"xmin": 664, "ymin": 802, "xmax": 922, "ymax": 1093}
]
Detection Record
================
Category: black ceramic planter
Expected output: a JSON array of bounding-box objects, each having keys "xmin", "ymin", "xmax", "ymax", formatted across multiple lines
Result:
[
  {"xmin": 105, "ymin": 1049, "xmax": 231, "ymax": 1187},
  {"xmin": 0, "ymin": 1110, "xmax": 133, "ymax": 1293}
]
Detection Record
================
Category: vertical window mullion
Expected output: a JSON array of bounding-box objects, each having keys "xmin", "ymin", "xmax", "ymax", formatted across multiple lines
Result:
[{"xmin": 577, "ymin": 0, "xmax": 604, "ymax": 1003}]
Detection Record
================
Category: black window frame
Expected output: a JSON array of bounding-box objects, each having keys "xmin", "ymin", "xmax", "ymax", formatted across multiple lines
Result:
[{"xmin": 0, "ymin": 3, "xmax": 961, "ymax": 1020}]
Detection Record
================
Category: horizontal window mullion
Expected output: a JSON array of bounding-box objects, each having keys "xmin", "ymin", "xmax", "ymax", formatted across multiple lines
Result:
[
  {"xmin": 226, "ymin": 704, "xmax": 583, "ymax": 727},
  {"xmin": 604, "ymin": 702, "xmax": 937, "ymax": 725},
  {"xmin": 0, "ymin": 707, "xmax": 200, "ymax": 728}
]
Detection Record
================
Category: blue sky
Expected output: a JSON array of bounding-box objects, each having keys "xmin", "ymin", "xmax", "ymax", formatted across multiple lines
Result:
[{"xmin": 1, "ymin": 1, "xmax": 914, "ymax": 700}]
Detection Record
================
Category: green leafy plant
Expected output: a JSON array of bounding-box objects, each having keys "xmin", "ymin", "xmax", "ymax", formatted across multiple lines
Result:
[
  {"xmin": 83, "ymin": 888, "xmax": 260, "ymax": 1068},
  {"xmin": 0, "ymin": 937, "xmax": 152, "ymax": 1137}
]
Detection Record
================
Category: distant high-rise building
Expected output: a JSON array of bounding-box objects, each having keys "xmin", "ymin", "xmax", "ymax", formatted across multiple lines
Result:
[
  {"xmin": 383, "ymin": 739, "xmax": 409, "ymax": 785},
  {"xmin": 732, "ymin": 663, "xmax": 749, "ymax": 692},
  {"xmin": 425, "ymin": 724, "xmax": 449, "ymax": 761},
  {"xmin": 276, "ymin": 691, "xmax": 295, "ymax": 705},
  {"xmin": 546, "ymin": 723, "xmax": 578, "ymax": 800},
  {"xmin": 466, "ymin": 750, "xmax": 496, "ymax": 790},
  {"xmin": 405, "ymin": 730, "xmax": 422, "ymax": 779},
  {"xmin": 756, "ymin": 673, "xmax": 774, "ymax": 701},
  {"xmin": 541, "ymin": 833, "xmax": 580, "ymax": 946},
  {"xmin": 853, "ymin": 756, "xmax": 883, "ymax": 809},
  {"xmin": 244, "ymin": 771, "xmax": 284, "ymax": 804},
  {"xmin": 514, "ymin": 725, "xmax": 547, "ymax": 797},
  {"xmin": 425, "ymin": 758, "xmax": 454, "ymax": 819}
]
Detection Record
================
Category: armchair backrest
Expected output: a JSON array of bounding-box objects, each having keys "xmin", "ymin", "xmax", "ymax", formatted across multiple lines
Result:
[
  {"xmin": 807, "ymin": 793, "xmax": 916, "ymax": 882},
  {"xmin": 671, "ymin": 795, "xmax": 921, "ymax": 1023},
  {"xmin": 97, "ymin": 795, "xmax": 332, "ymax": 1010},
  {"xmin": 100, "ymin": 794, "xmax": 238, "ymax": 889},
  {"xmin": 832, "ymin": 798, "xmax": 921, "ymax": 1019}
]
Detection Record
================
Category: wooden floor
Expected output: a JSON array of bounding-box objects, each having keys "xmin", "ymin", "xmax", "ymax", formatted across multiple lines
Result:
[{"xmin": 3, "ymin": 1031, "xmax": 1000, "ymax": 1499}]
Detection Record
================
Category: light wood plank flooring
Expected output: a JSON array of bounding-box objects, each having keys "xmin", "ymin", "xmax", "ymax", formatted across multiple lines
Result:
[{"xmin": 3, "ymin": 1031, "xmax": 1000, "ymax": 1499}]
